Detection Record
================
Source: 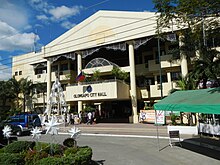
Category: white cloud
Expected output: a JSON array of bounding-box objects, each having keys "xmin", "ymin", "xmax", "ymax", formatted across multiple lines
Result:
[
  {"xmin": 0, "ymin": 21, "xmax": 39, "ymax": 52},
  {"xmin": 28, "ymin": 0, "xmax": 82, "ymax": 29},
  {"xmin": 0, "ymin": 64, "xmax": 12, "ymax": 81},
  {"xmin": 61, "ymin": 21, "xmax": 76, "ymax": 29},
  {"xmin": 28, "ymin": 0, "xmax": 51, "ymax": 13},
  {"xmin": 36, "ymin": 14, "xmax": 49, "ymax": 21},
  {"xmin": 49, "ymin": 5, "xmax": 82, "ymax": 20},
  {"xmin": 0, "ymin": 0, "xmax": 29, "ymax": 30}
]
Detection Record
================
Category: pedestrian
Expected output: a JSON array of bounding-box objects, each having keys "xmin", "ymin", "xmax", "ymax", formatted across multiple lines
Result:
[
  {"xmin": 92, "ymin": 110, "xmax": 96, "ymax": 124},
  {"xmin": 87, "ymin": 111, "xmax": 92, "ymax": 125},
  {"xmin": 78, "ymin": 111, "xmax": 82, "ymax": 124}
]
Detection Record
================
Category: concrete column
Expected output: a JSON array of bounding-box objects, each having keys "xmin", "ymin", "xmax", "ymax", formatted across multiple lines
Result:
[
  {"xmin": 167, "ymin": 72, "xmax": 173, "ymax": 89},
  {"xmin": 46, "ymin": 59, "xmax": 51, "ymax": 115},
  {"xmin": 179, "ymin": 34, "xmax": 188, "ymax": 77},
  {"xmin": 128, "ymin": 41, "xmax": 138, "ymax": 123},
  {"xmin": 167, "ymin": 72, "xmax": 171, "ymax": 83},
  {"xmin": 98, "ymin": 104, "xmax": 102, "ymax": 117},
  {"xmin": 77, "ymin": 52, "xmax": 83, "ymax": 113}
]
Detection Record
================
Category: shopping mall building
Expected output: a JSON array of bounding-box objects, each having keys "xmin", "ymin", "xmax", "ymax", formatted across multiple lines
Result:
[{"xmin": 12, "ymin": 10, "xmax": 190, "ymax": 123}]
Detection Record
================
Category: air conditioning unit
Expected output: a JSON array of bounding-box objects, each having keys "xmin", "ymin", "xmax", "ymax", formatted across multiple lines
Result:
[{"xmin": 37, "ymin": 74, "xmax": 41, "ymax": 78}]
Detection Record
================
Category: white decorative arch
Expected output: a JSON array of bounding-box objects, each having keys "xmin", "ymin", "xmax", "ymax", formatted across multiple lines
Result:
[{"xmin": 85, "ymin": 58, "xmax": 119, "ymax": 69}]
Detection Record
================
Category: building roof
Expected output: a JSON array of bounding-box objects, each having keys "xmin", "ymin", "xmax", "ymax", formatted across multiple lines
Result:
[{"xmin": 44, "ymin": 10, "xmax": 169, "ymax": 58}]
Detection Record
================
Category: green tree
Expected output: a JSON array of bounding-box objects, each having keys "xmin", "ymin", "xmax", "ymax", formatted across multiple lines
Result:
[
  {"xmin": 111, "ymin": 67, "xmax": 129, "ymax": 82},
  {"xmin": 92, "ymin": 70, "xmax": 101, "ymax": 81},
  {"xmin": 8, "ymin": 77, "xmax": 22, "ymax": 112},
  {"xmin": 0, "ymin": 80, "xmax": 16, "ymax": 119},
  {"xmin": 154, "ymin": 0, "xmax": 220, "ymax": 87},
  {"xmin": 19, "ymin": 78, "xmax": 33, "ymax": 112}
]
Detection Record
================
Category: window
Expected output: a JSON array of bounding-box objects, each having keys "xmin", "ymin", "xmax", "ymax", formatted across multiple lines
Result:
[
  {"xmin": 171, "ymin": 72, "xmax": 181, "ymax": 81},
  {"xmin": 155, "ymin": 50, "xmax": 165, "ymax": 64},
  {"xmin": 144, "ymin": 55, "xmax": 153, "ymax": 68},
  {"xmin": 137, "ymin": 77, "xmax": 155, "ymax": 87},
  {"xmin": 52, "ymin": 65, "xmax": 58, "ymax": 72},
  {"xmin": 35, "ymin": 67, "xmax": 47, "ymax": 75},
  {"xmin": 157, "ymin": 75, "xmax": 168, "ymax": 83},
  {"xmin": 19, "ymin": 71, "xmax": 22, "ymax": 75},
  {"xmin": 15, "ymin": 71, "xmax": 18, "ymax": 76},
  {"xmin": 60, "ymin": 63, "xmax": 68, "ymax": 71}
]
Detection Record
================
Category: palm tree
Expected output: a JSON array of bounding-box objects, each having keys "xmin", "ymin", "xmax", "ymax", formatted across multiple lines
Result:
[
  {"xmin": 190, "ymin": 48, "xmax": 220, "ymax": 88},
  {"xmin": 19, "ymin": 78, "xmax": 33, "ymax": 112},
  {"xmin": 0, "ymin": 80, "xmax": 16, "ymax": 119},
  {"xmin": 8, "ymin": 77, "xmax": 22, "ymax": 112}
]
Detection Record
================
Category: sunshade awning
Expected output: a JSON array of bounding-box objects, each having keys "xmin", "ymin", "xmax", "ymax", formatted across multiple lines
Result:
[{"xmin": 154, "ymin": 88, "xmax": 220, "ymax": 114}]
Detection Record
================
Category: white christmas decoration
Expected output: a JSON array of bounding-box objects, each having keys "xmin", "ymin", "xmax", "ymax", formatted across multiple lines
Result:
[
  {"xmin": 2, "ymin": 125, "xmax": 12, "ymax": 138},
  {"xmin": 31, "ymin": 127, "xmax": 42, "ymax": 140},
  {"xmin": 68, "ymin": 126, "xmax": 81, "ymax": 139},
  {"xmin": 45, "ymin": 115, "xmax": 62, "ymax": 135},
  {"xmin": 44, "ymin": 77, "xmax": 68, "ymax": 117}
]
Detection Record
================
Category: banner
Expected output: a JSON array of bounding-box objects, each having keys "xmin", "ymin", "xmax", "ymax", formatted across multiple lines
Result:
[{"xmin": 155, "ymin": 110, "xmax": 165, "ymax": 125}]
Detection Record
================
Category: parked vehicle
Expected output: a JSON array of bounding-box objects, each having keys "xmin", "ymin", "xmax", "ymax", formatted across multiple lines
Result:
[{"xmin": 0, "ymin": 113, "xmax": 41, "ymax": 136}]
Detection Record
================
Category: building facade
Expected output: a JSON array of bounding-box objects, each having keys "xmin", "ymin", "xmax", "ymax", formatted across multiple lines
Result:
[{"xmin": 12, "ymin": 10, "xmax": 189, "ymax": 123}]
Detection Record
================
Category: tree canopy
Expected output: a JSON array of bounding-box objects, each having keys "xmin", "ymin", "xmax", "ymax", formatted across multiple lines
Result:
[{"xmin": 154, "ymin": 0, "xmax": 220, "ymax": 88}]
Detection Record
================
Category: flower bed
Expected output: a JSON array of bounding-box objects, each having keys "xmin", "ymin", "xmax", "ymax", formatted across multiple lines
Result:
[{"xmin": 0, "ymin": 140, "xmax": 92, "ymax": 165}]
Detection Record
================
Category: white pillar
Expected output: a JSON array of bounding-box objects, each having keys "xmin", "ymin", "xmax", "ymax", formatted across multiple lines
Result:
[
  {"xmin": 46, "ymin": 59, "xmax": 51, "ymax": 115},
  {"xmin": 98, "ymin": 104, "xmax": 102, "ymax": 117},
  {"xmin": 128, "ymin": 41, "xmax": 138, "ymax": 123},
  {"xmin": 167, "ymin": 72, "xmax": 173, "ymax": 89},
  {"xmin": 77, "ymin": 52, "xmax": 83, "ymax": 113},
  {"xmin": 167, "ymin": 72, "xmax": 171, "ymax": 83},
  {"xmin": 179, "ymin": 34, "xmax": 188, "ymax": 77}
]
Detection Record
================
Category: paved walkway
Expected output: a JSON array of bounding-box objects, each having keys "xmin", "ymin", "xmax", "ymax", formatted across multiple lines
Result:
[{"xmin": 56, "ymin": 123, "xmax": 220, "ymax": 152}]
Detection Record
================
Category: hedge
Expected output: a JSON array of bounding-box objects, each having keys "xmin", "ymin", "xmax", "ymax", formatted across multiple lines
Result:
[{"xmin": 0, "ymin": 140, "xmax": 93, "ymax": 165}]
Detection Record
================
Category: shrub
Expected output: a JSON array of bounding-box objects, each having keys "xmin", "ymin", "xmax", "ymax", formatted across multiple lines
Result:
[
  {"xmin": 75, "ymin": 146, "xmax": 93, "ymax": 165},
  {"xmin": 64, "ymin": 147, "xmax": 78, "ymax": 156},
  {"xmin": 36, "ymin": 146, "xmax": 92, "ymax": 165},
  {"xmin": 0, "ymin": 153, "xmax": 24, "ymax": 165},
  {"xmin": 25, "ymin": 150, "xmax": 48, "ymax": 165},
  {"xmin": 3, "ymin": 141, "xmax": 35, "ymax": 153},
  {"xmin": 171, "ymin": 114, "xmax": 177, "ymax": 125},
  {"xmin": 50, "ymin": 143, "xmax": 66, "ymax": 156},
  {"xmin": 63, "ymin": 138, "xmax": 77, "ymax": 147},
  {"xmin": 33, "ymin": 142, "xmax": 66, "ymax": 156},
  {"xmin": 33, "ymin": 142, "xmax": 50, "ymax": 151},
  {"xmin": 35, "ymin": 156, "xmax": 76, "ymax": 165}
]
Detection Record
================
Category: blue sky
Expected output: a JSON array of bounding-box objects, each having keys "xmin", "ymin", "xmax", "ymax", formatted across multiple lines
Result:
[{"xmin": 0, "ymin": 0, "xmax": 155, "ymax": 80}]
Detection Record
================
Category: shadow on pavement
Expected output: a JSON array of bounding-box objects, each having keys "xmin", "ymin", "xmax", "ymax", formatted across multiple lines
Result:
[
  {"xmin": 181, "ymin": 137, "xmax": 220, "ymax": 161},
  {"xmin": 92, "ymin": 160, "xmax": 105, "ymax": 165}
]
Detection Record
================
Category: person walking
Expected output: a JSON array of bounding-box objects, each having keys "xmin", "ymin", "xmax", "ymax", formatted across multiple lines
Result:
[
  {"xmin": 87, "ymin": 111, "xmax": 92, "ymax": 125},
  {"xmin": 78, "ymin": 111, "xmax": 82, "ymax": 124}
]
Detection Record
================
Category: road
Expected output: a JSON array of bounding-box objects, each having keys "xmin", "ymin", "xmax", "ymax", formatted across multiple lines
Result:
[{"xmin": 18, "ymin": 133, "xmax": 220, "ymax": 165}]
